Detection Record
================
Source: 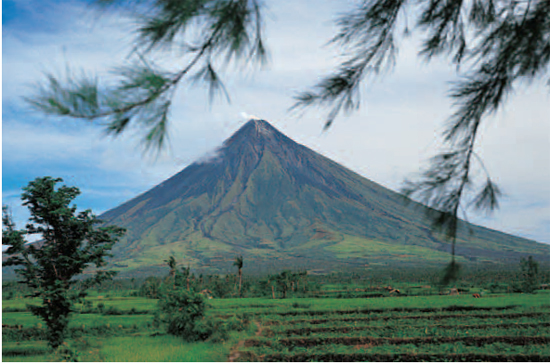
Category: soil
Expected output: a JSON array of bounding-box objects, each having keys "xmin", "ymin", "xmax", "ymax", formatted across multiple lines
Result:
[{"xmin": 228, "ymin": 321, "xmax": 264, "ymax": 362}]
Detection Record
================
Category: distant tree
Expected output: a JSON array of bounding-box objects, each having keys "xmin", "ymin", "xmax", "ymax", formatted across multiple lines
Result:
[
  {"xmin": 2, "ymin": 177, "xmax": 125, "ymax": 349},
  {"xmin": 164, "ymin": 255, "xmax": 177, "ymax": 286},
  {"xmin": 233, "ymin": 255, "xmax": 244, "ymax": 297},
  {"xmin": 296, "ymin": 270, "xmax": 308, "ymax": 292},
  {"xmin": 27, "ymin": 0, "xmax": 550, "ymax": 269},
  {"xmin": 271, "ymin": 270, "xmax": 297, "ymax": 299},
  {"xmin": 177, "ymin": 265, "xmax": 192, "ymax": 291},
  {"xmin": 520, "ymin": 256, "xmax": 540, "ymax": 293}
]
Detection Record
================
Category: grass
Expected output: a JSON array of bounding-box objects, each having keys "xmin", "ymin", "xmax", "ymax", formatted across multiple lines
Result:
[
  {"xmin": 2, "ymin": 312, "xmax": 154, "ymax": 328},
  {"xmin": 98, "ymin": 336, "xmax": 231, "ymax": 362},
  {"xmin": 325, "ymin": 234, "xmax": 458, "ymax": 261},
  {"xmin": 2, "ymin": 341, "xmax": 50, "ymax": 358},
  {"xmin": 208, "ymin": 291, "xmax": 550, "ymax": 316}
]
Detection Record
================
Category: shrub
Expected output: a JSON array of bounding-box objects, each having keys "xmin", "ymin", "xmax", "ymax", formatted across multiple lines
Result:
[
  {"xmin": 158, "ymin": 288, "xmax": 206, "ymax": 341},
  {"xmin": 54, "ymin": 343, "xmax": 80, "ymax": 362}
]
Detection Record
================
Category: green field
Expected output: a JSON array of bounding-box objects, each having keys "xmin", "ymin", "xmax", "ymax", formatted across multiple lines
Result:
[
  {"xmin": 3, "ymin": 288, "xmax": 550, "ymax": 362},
  {"xmin": 234, "ymin": 294, "xmax": 550, "ymax": 361}
]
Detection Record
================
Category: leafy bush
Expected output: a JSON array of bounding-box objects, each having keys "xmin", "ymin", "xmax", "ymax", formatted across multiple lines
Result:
[
  {"xmin": 156, "ymin": 288, "xmax": 249, "ymax": 342},
  {"xmin": 157, "ymin": 288, "xmax": 206, "ymax": 341},
  {"xmin": 54, "ymin": 342, "xmax": 81, "ymax": 362}
]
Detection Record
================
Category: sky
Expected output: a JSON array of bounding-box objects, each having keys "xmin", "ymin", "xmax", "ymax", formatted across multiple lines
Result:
[{"xmin": 2, "ymin": 0, "xmax": 549, "ymax": 246}]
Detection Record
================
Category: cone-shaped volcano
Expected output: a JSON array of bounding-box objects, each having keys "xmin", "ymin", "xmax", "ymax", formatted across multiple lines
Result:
[{"xmin": 101, "ymin": 119, "xmax": 549, "ymax": 274}]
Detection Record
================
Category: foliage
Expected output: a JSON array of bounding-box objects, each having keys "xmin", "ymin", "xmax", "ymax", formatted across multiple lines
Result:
[
  {"xmin": 139, "ymin": 276, "xmax": 162, "ymax": 298},
  {"xmin": 520, "ymin": 256, "xmax": 540, "ymax": 293},
  {"xmin": 292, "ymin": 0, "xmax": 550, "ymax": 252},
  {"xmin": 175, "ymin": 265, "xmax": 192, "ymax": 291},
  {"xmin": 54, "ymin": 343, "xmax": 81, "ymax": 362},
  {"xmin": 27, "ymin": 0, "xmax": 267, "ymax": 151},
  {"xmin": 157, "ymin": 287, "xmax": 207, "ymax": 340},
  {"xmin": 2, "ymin": 177, "xmax": 125, "ymax": 349},
  {"xmin": 164, "ymin": 255, "xmax": 177, "ymax": 280},
  {"xmin": 208, "ymin": 275, "xmax": 234, "ymax": 298},
  {"xmin": 270, "ymin": 270, "xmax": 309, "ymax": 299}
]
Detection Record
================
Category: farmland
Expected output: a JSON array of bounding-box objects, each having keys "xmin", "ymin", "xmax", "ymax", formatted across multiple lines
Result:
[
  {"xmin": 3, "ymin": 283, "xmax": 550, "ymax": 361},
  {"xmin": 233, "ymin": 294, "xmax": 550, "ymax": 361}
]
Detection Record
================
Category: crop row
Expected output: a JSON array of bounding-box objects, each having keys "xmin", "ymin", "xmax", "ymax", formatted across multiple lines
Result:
[
  {"xmin": 270, "ymin": 304, "xmax": 521, "ymax": 317},
  {"xmin": 2, "ymin": 324, "xmax": 145, "ymax": 342},
  {"xmin": 2, "ymin": 306, "xmax": 151, "ymax": 315},
  {"xmin": 257, "ymin": 353, "xmax": 550, "ymax": 362},
  {"xmin": 271, "ymin": 311, "xmax": 548, "ymax": 326},
  {"xmin": 220, "ymin": 304, "xmax": 541, "ymax": 321},
  {"xmin": 245, "ymin": 335, "xmax": 550, "ymax": 348},
  {"xmin": 278, "ymin": 321, "xmax": 550, "ymax": 337},
  {"xmin": 271, "ymin": 313, "xmax": 546, "ymax": 332},
  {"xmin": 240, "ymin": 338, "xmax": 550, "ymax": 359}
]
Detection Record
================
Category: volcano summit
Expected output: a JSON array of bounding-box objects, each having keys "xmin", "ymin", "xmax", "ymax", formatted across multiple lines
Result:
[{"xmin": 100, "ymin": 119, "xmax": 549, "ymax": 275}]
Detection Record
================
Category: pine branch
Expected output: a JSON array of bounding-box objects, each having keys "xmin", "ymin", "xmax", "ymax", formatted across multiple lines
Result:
[{"xmin": 28, "ymin": 0, "xmax": 267, "ymax": 151}]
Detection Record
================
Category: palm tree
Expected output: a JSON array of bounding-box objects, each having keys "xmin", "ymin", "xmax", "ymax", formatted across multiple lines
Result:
[
  {"xmin": 233, "ymin": 256, "xmax": 244, "ymax": 298},
  {"xmin": 180, "ymin": 266, "xmax": 191, "ymax": 291},
  {"xmin": 164, "ymin": 256, "xmax": 177, "ymax": 280}
]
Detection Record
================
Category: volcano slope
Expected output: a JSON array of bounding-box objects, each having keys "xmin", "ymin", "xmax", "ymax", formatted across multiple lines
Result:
[{"xmin": 99, "ymin": 119, "xmax": 549, "ymax": 275}]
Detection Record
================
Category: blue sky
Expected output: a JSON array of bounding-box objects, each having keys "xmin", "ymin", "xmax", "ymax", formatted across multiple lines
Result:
[{"xmin": 3, "ymin": 0, "xmax": 550, "ymax": 245}]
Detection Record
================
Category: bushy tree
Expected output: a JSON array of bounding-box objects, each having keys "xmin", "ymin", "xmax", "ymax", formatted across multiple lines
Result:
[
  {"xmin": 2, "ymin": 177, "xmax": 125, "ymax": 349},
  {"xmin": 520, "ymin": 256, "xmax": 540, "ymax": 293},
  {"xmin": 157, "ymin": 287, "xmax": 206, "ymax": 340}
]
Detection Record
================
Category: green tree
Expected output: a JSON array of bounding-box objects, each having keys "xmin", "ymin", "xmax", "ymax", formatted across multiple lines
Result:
[
  {"xmin": 27, "ymin": 0, "xmax": 549, "ymax": 265},
  {"xmin": 157, "ymin": 287, "xmax": 206, "ymax": 340},
  {"xmin": 271, "ymin": 270, "xmax": 298, "ymax": 299},
  {"xmin": 139, "ymin": 276, "xmax": 162, "ymax": 298},
  {"xmin": 233, "ymin": 255, "xmax": 243, "ymax": 297},
  {"xmin": 164, "ymin": 255, "xmax": 178, "ymax": 287},
  {"xmin": 520, "ymin": 256, "xmax": 539, "ymax": 293},
  {"xmin": 177, "ymin": 265, "xmax": 192, "ymax": 291},
  {"xmin": 2, "ymin": 177, "xmax": 125, "ymax": 349},
  {"xmin": 165, "ymin": 256, "xmax": 177, "ymax": 278}
]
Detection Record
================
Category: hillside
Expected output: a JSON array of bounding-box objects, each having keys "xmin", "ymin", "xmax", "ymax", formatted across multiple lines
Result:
[{"xmin": 99, "ymin": 119, "xmax": 550, "ymax": 275}]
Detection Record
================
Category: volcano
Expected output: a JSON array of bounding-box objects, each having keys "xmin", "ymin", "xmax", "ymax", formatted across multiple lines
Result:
[{"xmin": 100, "ymin": 119, "xmax": 549, "ymax": 275}]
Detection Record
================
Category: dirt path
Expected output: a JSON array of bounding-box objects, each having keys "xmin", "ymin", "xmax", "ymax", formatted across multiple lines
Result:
[{"xmin": 228, "ymin": 321, "xmax": 263, "ymax": 362}]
